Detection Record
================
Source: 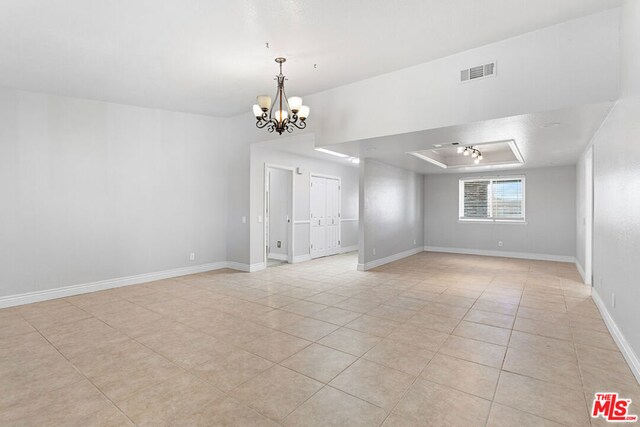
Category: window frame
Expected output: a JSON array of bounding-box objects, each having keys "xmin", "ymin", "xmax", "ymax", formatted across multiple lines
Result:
[{"xmin": 458, "ymin": 175, "xmax": 526, "ymax": 223}]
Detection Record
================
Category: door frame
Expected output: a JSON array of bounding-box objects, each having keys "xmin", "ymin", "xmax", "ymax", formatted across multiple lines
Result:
[
  {"xmin": 264, "ymin": 164, "xmax": 295, "ymax": 265},
  {"xmin": 585, "ymin": 146, "xmax": 593, "ymax": 285},
  {"xmin": 309, "ymin": 173, "xmax": 342, "ymax": 259}
]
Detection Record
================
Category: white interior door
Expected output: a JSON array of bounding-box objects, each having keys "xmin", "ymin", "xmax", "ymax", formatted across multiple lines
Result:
[
  {"xmin": 310, "ymin": 175, "xmax": 341, "ymax": 259},
  {"xmin": 325, "ymin": 178, "xmax": 340, "ymax": 256},
  {"xmin": 310, "ymin": 176, "xmax": 326, "ymax": 258}
]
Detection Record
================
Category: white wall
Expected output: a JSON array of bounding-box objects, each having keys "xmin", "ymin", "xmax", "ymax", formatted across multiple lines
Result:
[
  {"xmin": 0, "ymin": 88, "xmax": 229, "ymax": 299},
  {"xmin": 307, "ymin": 9, "xmax": 619, "ymax": 146},
  {"xmin": 250, "ymin": 143, "xmax": 359, "ymax": 267},
  {"xmin": 581, "ymin": 0, "xmax": 640, "ymax": 380},
  {"xmin": 359, "ymin": 160, "xmax": 424, "ymax": 269},
  {"xmin": 424, "ymin": 166, "xmax": 576, "ymax": 260}
]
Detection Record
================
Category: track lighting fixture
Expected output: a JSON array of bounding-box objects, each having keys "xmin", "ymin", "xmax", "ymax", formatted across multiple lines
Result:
[{"xmin": 459, "ymin": 146, "xmax": 483, "ymax": 164}]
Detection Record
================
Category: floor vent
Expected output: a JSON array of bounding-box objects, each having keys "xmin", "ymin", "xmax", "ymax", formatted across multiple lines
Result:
[{"xmin": 461, "ymin": 62, "xmax": 496, "ymax": 82}]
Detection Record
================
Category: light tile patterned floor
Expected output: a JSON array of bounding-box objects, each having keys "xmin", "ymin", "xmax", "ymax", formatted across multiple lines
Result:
[{"xmin": 1, "ymin": 252, "xmax": 639, "ymax": 426}]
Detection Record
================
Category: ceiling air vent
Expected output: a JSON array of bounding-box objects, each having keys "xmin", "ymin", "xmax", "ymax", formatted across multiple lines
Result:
[{"xmin": 460, "ymin": 61, "xmax": 496, "ymax": 82}]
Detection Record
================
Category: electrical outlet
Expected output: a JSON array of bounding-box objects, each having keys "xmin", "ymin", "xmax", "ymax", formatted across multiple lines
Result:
[
  {"xmin": 372, "ymin": 248, "xmax": 376, "ymax": 255},
  {"xmin": 611, "ymin": 293, "xmax": 615, "ymax": 308},
  {"xmin": 189, "ymin": 252, "xmax": 195, "ymax": 261},
  {"xmin": 414, "ymin": 239, "xmax": 417, "ymax": 245},
  {"xmin": 498, "ymin": 241, "xmax": 503, "ymax": 247}
]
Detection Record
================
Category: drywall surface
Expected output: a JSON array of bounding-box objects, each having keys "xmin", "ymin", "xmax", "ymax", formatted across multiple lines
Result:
[
  {"xmin": 424, "ymin": 166, "xmax": 576, "ymax": 258},
  {"xmin": 586, "ymin": 0, "xmax": 640, "ymax": 378},
  {"xmin": 0, "ymin": 88, "xmax": 230, "ymax": 298},
  {"xmin": 359, "ymin": 160, "xmax": 424, "ymax": 267},
  {"xmin": 305, "ymin": 10, "xmax": 620, "ymax": 146}
]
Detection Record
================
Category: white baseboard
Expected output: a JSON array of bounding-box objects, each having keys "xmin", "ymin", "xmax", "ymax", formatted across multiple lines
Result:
[
  {"xmin": 340, "ymin": 245, "xmax": 358, "ymax": 254},
  {"xmin": 592, "ymin": 289, "xmax": 640, "ymax": 384},
  {"xmin": 267, "ymin": 253, "xmax": 288, "ymax": 261},
  {"xmin": 575, "ymin": 260, "xmax": 589, "ymax": 285},
  {"xmin": 0, "ymin": 261, "xmax": 230, "ymax": 309},
  {"xmin": 357, "ymin": 247, "xmax": 423, "ymax": 271},
  {"xmin": 291, "ymin": 245, "xmax": 357, "ymax": 264},
  {"xmin": 249, "ymin": 262, "xmax": 266, "ymax": 272},
  {"xmin": 292, "ymin": 254, "xmax": 312, "ymax": 263},
  {"xmin": 423, "ymin": 246, "xmax": 576, "ymax": 264},
  {"xmin": 225, "ymin": 261, "xmax": 250, "ymax": 272}
]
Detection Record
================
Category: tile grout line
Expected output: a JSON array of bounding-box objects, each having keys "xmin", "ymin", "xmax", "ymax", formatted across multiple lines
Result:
[{"xmin": 22, "ymin": 316, "xmax": 139, "ymax": 426}]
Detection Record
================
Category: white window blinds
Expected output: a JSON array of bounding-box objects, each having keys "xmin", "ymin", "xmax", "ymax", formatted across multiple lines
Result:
[{"xmin": 459, "ymin": 177, "xmax": 525, "ymax": 222}]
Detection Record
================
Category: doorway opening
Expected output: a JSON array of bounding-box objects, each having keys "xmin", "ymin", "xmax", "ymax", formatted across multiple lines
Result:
[{"xmin": 264, "ymin": 165, "xmax": 294, "ymax": 266}]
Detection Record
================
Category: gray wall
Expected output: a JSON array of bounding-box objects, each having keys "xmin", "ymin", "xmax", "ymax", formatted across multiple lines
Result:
[
  {"xmin": 359, "ymin": 160, "xmax": 424, "ymax": 267},
  {"xmin": 0, "ymin": 88, "xmax": 229, "ymax": 298},
  {"xmin": 588, "ymin": 0, "xmax": 640, "ymax": 372},
  {"xmin": 250, "ymin": 145, "xmax": 359, "ymax": 265},
  {"xmin": 424, "ymin": 166, "xmax": 576, "ymax": 258}
]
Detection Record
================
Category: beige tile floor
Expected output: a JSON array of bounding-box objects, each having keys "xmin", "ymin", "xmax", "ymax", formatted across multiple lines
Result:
[{"xmin": 1, "ymin": 251, "xmax": 639, "ymax": 426}]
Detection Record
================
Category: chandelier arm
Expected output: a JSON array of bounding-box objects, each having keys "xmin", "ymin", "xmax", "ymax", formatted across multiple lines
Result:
[
  {"xmin": 280, "ymin": 84, "xmax": 293, "ymax": 116},
  {"xmin": 255, "ymin": 119, "xmax": 271, "ymax": 129},
  {"xmin": 268, "ymin": 76, "xmax": 283, "ymax": 121},
  {"xmin": 289, "ymin": 120, "xmax": 307, "ymax": 130}
]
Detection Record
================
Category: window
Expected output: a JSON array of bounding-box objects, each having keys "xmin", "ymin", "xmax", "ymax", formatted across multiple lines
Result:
[{"xmin": 459, "ymin": 176, "xmax": 525, "ymax": 222}]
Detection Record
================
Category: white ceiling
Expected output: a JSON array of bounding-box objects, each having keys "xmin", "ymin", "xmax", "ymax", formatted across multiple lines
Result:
[
  {"xmin": 0, "ymin": 0, "xmax": 621, "ymax": 117},
  {"xmin": 306, "ymin": 102, "xmax": 614, "ymax": 174}
]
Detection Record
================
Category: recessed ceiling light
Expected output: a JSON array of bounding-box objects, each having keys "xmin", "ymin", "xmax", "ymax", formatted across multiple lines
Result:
[
  {"xmin": 350, "ymin": 158, "xmax": 360, "ymax": 164},
  {"xmin": 315, "ymin": 148, "xmax": 349, "ymax": 158},
  {"xmin": 434, "ymin": 144, "xmax": 442, "ymax": 148}
]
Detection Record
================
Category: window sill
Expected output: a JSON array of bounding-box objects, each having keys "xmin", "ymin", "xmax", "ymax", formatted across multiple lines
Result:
[{"xmin": 458, "ymin": 219, "xmax": 527, "ymax": 225}]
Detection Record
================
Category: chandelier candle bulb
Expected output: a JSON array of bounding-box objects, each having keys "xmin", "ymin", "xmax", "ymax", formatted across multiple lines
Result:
[
  {"xmin": 275, "ymin": 110, "xmax": 288, "ymax": 122},
  {"xmin": 288, "ymin": 97, "xmax": 302, "ymax": 113},
  {"xmin": 252, "ymin": 104, "xmax": 263, "ymax": 118},
  {"xmin": 298, "ymin": 105, "xmax": 310, "ymax": 119},
  {"xmin": 257, "ymin": 95, "xmax": 271, "ymax": 111}
]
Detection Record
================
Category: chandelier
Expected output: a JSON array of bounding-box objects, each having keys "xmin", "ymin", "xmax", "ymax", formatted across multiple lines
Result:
[
  {"xmin": 457, "ymin": 146, "xmax": 483, "ymax": 164},
  {"xmin": 253, "ymin": 57, "xmax": 310, "ymax": 135}
]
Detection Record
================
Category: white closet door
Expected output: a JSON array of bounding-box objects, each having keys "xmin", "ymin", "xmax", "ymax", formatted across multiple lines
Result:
[
  {"xmin": 310, "ymin": 176, "xmax": 341, "ymax": 259},
  {"xmin": 310, "ymin": 176, "xmax": 327, "ymax": 258},
  {"xmin": 325, "ymin": 178, "xmax": 340, "ymax": 255}
]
